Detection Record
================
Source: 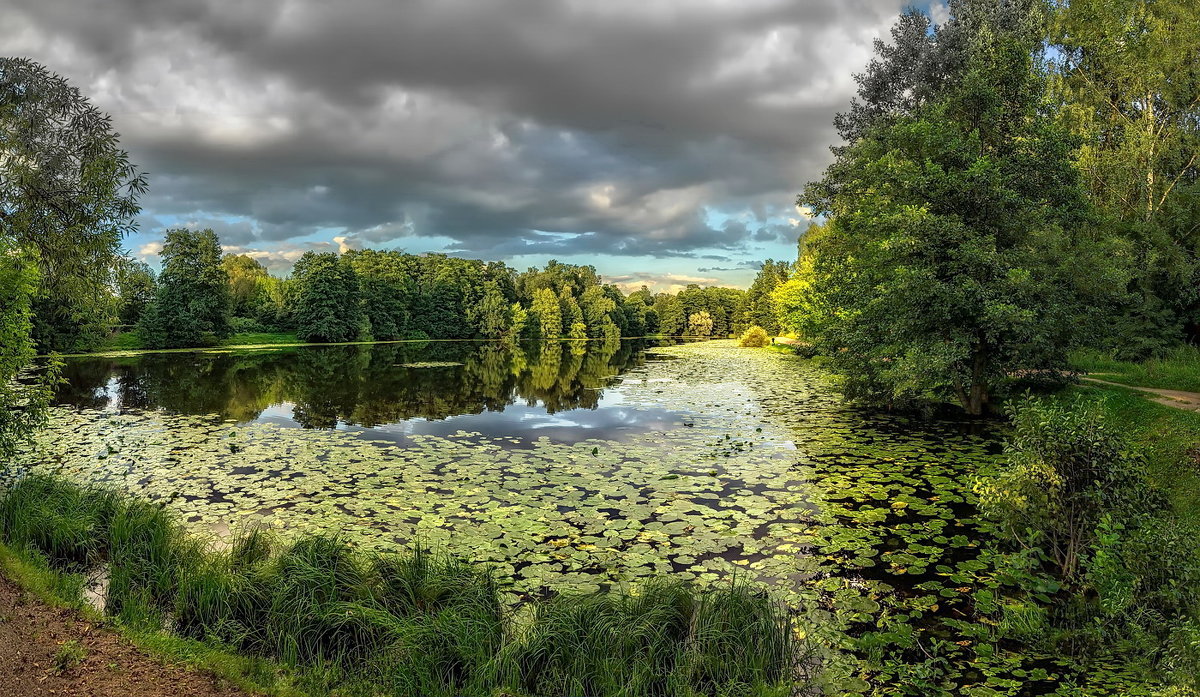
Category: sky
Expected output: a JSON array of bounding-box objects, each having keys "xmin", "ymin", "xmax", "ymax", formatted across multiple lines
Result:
[{"xmin": 2, "ymin": 0, "xmax": 938, "ymax": 292}]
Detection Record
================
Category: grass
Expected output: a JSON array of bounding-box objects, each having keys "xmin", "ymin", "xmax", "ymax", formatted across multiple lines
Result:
[
  {"xmin": 97, "ymin": 331, "xmax": 302, "ymax": 353},
  {"xmin": 0, "ymin": 473, "xmax": 809, "ymax": 697},
  {"xmin": 1071, "ymin": 345, "xmax": 1200, "ymax": 393},
  {"xmin": 1068, "ymin": 382, "xmax": 1200, "ymax": 519}
]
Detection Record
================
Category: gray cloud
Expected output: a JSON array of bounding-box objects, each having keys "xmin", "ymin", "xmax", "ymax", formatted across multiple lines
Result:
[{"xmin": 3, "ymin": 0, "xmax": 905, "ymax": 271}]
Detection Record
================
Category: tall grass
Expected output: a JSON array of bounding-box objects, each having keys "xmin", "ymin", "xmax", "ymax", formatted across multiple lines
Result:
[{"xmin": 0, "ymin": 473, "xmax": 810, "ymax": 696}]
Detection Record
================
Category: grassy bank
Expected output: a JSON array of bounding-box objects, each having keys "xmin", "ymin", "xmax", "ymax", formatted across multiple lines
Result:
[
  {"xmin": 98, "ymin": 331, "xmax": 302, "ymax": 353},
  {"xmin": 0, "ymin": 473, "xmax": 808, "ymax": 697},
  {"xmin": 1071, "ymin": 346, "xmax": 1200, "ymax": 393}
]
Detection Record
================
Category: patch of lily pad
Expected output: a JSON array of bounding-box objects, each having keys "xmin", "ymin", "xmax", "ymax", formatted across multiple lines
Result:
[{"xmin": 18, "ymin": 340, "xmax": 1157, "ymax": 695}]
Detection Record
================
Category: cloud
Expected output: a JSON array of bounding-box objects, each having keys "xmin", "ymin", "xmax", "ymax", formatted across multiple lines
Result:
[
  {"xmin": 3, "ymin": 0, "xmax": 909, "ymax": 282},
  {"xmin": 605, "ymin": 271, "xmax": 723, "ymax": 294}
]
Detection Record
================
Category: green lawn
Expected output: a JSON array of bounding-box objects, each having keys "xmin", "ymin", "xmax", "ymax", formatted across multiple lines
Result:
[
  {"xmin": 96, "ymin": 331, "xmax": 301, "ymax": 353},
  {"xmin": 1071, "ymin": 345, "xmax": 1200, "ymax": 393}
]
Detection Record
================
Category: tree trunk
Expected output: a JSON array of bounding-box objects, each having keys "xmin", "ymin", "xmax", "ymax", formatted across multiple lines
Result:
[{"xmin": 963, "ymin": 343, "xmax": 989, "ymax": 416}]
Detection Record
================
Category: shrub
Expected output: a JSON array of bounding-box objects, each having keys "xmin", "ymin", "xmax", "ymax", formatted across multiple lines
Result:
[{"xmin": 738, "ymin": 326, "xmax": 771, "ymax": 348}]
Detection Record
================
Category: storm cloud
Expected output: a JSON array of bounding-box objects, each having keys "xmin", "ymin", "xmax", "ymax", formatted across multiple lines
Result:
[{"xmin": 2, "ymin": 0, "xmax": 910, "ymax": 286}]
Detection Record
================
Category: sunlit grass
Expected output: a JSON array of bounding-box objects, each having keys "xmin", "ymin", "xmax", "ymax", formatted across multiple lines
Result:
[
  {"xmin": 0, "ymin": 473, "xmax": 809, "ymax": 697},
  {"xmin": 1071, "ymin": 345, "xmax": 1200, "ymax": 393}
]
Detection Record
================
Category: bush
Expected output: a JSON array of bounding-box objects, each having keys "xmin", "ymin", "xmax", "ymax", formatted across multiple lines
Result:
[
  {"xmin": 738, "ymin": 326, "xmax": 771, "ymax": 348},
  {"xmin": 976, "ymin": 395, "xmax": 1164, "ymax": 580},
  {"xmin": 978, "ymin": 395, "xmax": 1200, "ymax": 683}
]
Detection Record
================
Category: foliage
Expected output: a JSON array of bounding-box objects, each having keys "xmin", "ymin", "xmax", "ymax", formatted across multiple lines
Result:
[
  {"xmin": 0, "ymin": 57, "xmax": 147, "ymax": 352},
  {"xmin": 114, "ymin": 257, "xmax": 156, "ymax": 327},
  {"xmin": 530, "ymin": 287, "xmax": 562, "ymax": 339},
  {"xmin": 0, "ymin": 240, "xmax": 55, "ymax": 460},
  {"xmin": 977, "ymin": 394, "xmax": 1200, "ymax": 684},
  {"xmin": 0, "ymin": 473, "xmax": 808, "ymax": 697},
  {"xmin": 794, "ymin": 0, "xmax": 1091, "ymax": 414},
  {"xmin": 292, "ymin": 252, "xmax": 364, "ymax": 344},
  {"xmin": 737, "ymin": 326, "xmax": 771, "ymax": 348},
  {"xmin": 1047, "ymin": 0, "xmax": 1200, "ymax": 357},
  {"xmin": 686, "ymin": 311, "xmax": 714, "ymax": 338},
  {"xmin": 138, "ymin": 229, "xmax": 232, "ymax": 349},
  {"xmin": 742, "ymin": 261, "xmax": 788, "ymax": 335},
  {"xmin": 977, "ymin": 395, "xmax": 1163, "ymax": 579}
]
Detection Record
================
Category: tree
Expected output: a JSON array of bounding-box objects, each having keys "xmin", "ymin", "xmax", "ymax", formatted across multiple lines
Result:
[
  {"xmin": 292, "ymin": 252, "xmax": 364, "ymax": 343},
  {"xmin": 0, "ymin": 239, "xmax": 53, "ymax": 459},
  {"xmin": 797, "ymin": 0, "xmax": 1090, "ymax": 414},
  {"xmin": 221, "ymin": 254, "xmax": 270, "ymax": 319},
  {"xmin": 1, "ymin": 58, "xmax": 147, "ymax": 351},
  {"xmin": 1050, "ymin": 0, "xmax": 1200, "ymax": 352},
  {"xmin": 686, "ymin": 311, "xmax": 714, "ymax": 337},
  {"xmin": 114, "ymin": 257, "xmax": 156, "ymax": 327},
  {"xmin": 531, "ymin": 287, "xmax": 562, "ymax": 339},
  {"xmin": 654, "ymin": 295, "xmax": 685, "ymax": 336},
  {"xmin": 138, "ymin": 229, "xmax": 232, "ymax": 348},
  {"xmin": 743, "ymin": 261, "xmax": 788, "ymax": 335},
  {"xmin": 468, "ymin": 285, "xmax": 514, "ymax": 339}
]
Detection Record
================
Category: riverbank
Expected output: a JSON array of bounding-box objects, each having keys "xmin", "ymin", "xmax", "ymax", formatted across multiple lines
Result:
[{"xmin": 0, "ymin": 474, "xmax": 805, "ymax": 697}]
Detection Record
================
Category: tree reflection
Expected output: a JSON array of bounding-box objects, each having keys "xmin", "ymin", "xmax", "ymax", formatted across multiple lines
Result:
[{"xmin": 55, "ymin": 340, "xmax": 650, "ymax": 428}]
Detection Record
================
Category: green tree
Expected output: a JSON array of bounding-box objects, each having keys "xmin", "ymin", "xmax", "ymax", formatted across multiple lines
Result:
[
  {"xmin": 0, "ymin": 239, "xmax": 54, "ymax": 459},
  {"xmin": 743, "ymin": 261, "xmax": 788, "ymax": 335},
  {"xmin": 654, "ymin": 294, "xmax": 685, "ymax": 336},
  {"xmin": 221, "ymin": 254, "xmax": 270, "ymax": 320},
  {"xmin": 138, "ymin": 229, "xmax": 232, "ymax": 348},
  {"xmin": 798, "ymin": 0, "xmax": 1090, "ymax": 414},
  {"xmin": 686, "ymin": 311, "xmax": 714, "ymax": 337},
  {"xmin": 292, "ymin": 252, "xmax": 364, "ymax": 343},
  {"xmin": 0, "ymin": 58, "xmax": 147, "ymax": 352},
  {"xmin": 1050, "ymin": 0, "xmax": 1200, "ymax": 353},
  {"xmin": 531, "ymin": 287, "xmax": 562, "ymax": 339},
  {"xmin": 113, "ymin": 257, "xmax": 156, "ymax": 327}
]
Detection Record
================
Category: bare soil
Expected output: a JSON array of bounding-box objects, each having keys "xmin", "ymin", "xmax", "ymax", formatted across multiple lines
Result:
[{"xmin": 0, "ymin": 574, "xmax": 252, "ymax": 697}]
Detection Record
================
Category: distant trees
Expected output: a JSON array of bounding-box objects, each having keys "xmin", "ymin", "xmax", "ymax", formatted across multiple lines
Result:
[
  {"xmin": 742, "ymin": 261, "xmax": 789, "ymax": 335},
  {"xmin": 114, "ymin": 258, "xmax": 156, "ymax": 327},
  {"xmin": 686, "ymin": 311, "xmax": 714, "ymax": 337},
  {"xmin": 114, "ymin": 230, "xmax": 747, "ymax": 349},
  {"xmin": 292, "ymin": 252, "xmax": 364, "ymax": 343},
  {"xmin": 0, "ymin": 57, "xmax": 147, "ymax": 352},
  {"xmin": 138, "ymin": 229, "xmax": 231, "ymax": 348}
]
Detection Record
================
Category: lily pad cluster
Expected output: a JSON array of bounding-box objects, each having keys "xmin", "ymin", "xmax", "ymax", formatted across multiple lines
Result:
[{"xmin": 18, "ymin": 340, "xmax": 1158, "ymax": 695}]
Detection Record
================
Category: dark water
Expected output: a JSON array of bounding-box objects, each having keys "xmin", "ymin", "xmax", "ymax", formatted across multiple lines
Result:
[{"xmin": 53, "ymin": 339, "xmax": 685, "ymax": 442}]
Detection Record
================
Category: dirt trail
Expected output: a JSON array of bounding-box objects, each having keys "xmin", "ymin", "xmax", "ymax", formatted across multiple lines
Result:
[
  {"xmin": 1082, "ymin": 376, "xmax": 1200, "ymax": 412},
  {"xmin": 0, "ymin": 575, "xmax": 251, "ymax": 697}
]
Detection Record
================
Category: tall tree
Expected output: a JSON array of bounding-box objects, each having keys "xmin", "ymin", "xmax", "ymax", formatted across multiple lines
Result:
[
  {"xmin": 292, "ymin": 252, "xmax": 364, "ymax": 343},
  {"xmin": 1050, "ymin": 0, "xmax": 1200, "ymax": 351},
  {"xmin": 138, "ymin": 229, "xmax": 232, "ymax": 348},
  {"xmin": 797, "ymin": 0, "xmax": 1091, "ymax": 414},
  {"xmin": 0, "ymin": 58, "xmax": 147, "ymax": 351},
  {"xmin": 221, "ymin": 254, "xmax": 270, "ymax": 319},
  {"xmin": 531, "ymin": 287, "xmax": 563, "ymax": 339}
]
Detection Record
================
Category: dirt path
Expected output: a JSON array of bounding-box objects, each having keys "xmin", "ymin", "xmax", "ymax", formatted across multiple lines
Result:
[
  {"xmin": 0, "ymin": 575, "xmax": 252, "ymax": 697},
  {"xmin": 1082, "ymin": 376, "xmax": 1200, "ymax": 412}
]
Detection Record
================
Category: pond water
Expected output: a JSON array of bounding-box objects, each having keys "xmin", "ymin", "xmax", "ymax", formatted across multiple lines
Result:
[{"xmin": 24, "ymin": 339, "xmax": 1147, "ymax": 694}]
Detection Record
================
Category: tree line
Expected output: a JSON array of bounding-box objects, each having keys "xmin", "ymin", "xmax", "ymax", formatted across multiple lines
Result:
[{"xmin": 121, "ymin": 227, "xmax": 775, "ymax": 349}]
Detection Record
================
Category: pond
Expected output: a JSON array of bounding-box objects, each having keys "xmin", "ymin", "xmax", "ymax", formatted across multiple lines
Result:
[{"xmin": 22, "ymin": 339, "xmax": 1148, "ymax": 694}]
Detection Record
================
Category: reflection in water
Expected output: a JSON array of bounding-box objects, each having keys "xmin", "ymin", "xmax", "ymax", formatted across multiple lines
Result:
[{"xmin": 55, "ymin": 339, "xmax": 676, "ymax": 436}]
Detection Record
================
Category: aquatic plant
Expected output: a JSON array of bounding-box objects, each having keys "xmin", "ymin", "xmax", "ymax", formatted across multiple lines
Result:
[{"xmin": 0, "ymin": 472, "xmax": 809, "ymax": 697}]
